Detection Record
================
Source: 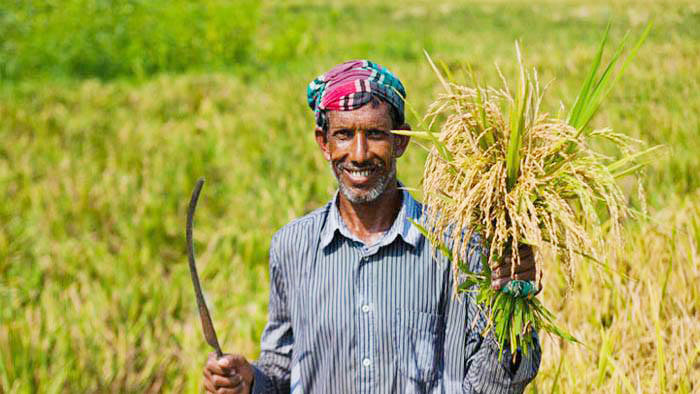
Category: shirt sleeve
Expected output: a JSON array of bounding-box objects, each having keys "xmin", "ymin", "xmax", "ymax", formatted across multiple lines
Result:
[
  {"xmin": 461, "ymin": 236, "xmax": 542, "ymax": 393},
  {"xmin": 251, "ymin": 240, "xmax": 293, "ymax": 394}
]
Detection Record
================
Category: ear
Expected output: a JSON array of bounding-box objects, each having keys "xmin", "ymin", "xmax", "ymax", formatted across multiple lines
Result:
[
  {"xmin": 315, "ymin": 126, "xmax": 331, "ymax": 161},
  {"xmin": 392, "ymin": 123, "xmax": 411, "ymax": 158}
]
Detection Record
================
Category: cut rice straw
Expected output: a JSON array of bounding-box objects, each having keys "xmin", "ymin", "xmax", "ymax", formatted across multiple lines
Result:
[{"xmin": 394, "ymin": 22, "xmax": 656, "ymax": 359}]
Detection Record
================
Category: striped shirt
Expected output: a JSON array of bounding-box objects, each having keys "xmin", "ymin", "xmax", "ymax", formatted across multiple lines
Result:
[{"xmin": 251, "ymin": 187, "xmax": 541, "ymax": 393}]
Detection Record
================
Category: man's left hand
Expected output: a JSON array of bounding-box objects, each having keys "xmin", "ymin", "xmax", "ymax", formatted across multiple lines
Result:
[{"xmin": 490, "ymin": 244, "xmax": 539, "ymax": 291}]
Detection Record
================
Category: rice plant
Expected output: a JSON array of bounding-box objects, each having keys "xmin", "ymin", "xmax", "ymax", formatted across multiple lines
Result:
[{"xmin": 395, "ymin": 23, "xmax": 656, "ymax": 359}]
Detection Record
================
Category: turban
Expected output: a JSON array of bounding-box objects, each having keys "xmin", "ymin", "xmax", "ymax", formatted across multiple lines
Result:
[{"xmin": 307, "ymin": 60, "xmax": 406, "ymax": 128}]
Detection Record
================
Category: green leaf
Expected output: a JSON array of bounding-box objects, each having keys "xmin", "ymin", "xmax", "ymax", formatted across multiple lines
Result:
[
  {"xmin": 574, "ymin": 31, "xmax": 629, "ymax": 133},
  {"xmin": 506, "ymin": 43, "xmax": 529, "ymax": 190},
  {"xmin": 438, "ymin": 59, "xmax": 456, "ymax": 84},
  {"xmin": 606, "ymin": 144, "xmax": 664, "ymax": 172},
  {"xmin": 467, "ymin": 63, "xmax": 494, "ymax": 149},
  {"xmin": 603, "ymin": 21, "xmax": 654, "ymax": 101},
  {"xmin": 568, "ymin": 21, "xmax": 652, "ymax": 135},
  {"xmin": 389, "ymin": 129, "xmax": 434, "ymax": 140},
  {"xmin": 611, "ymin": 162, "xmax": 646, "ymax": 179},
  {"xmin": 408, "ymin": 218, "xmax": 453, "ymax": 259},
  {"xmin": 424, "ymin": 50, "xmax": 453, "ymax": 96},
  {"xmin": 567, "ymin": 23, "xmax": 611, "ymax": 129},
  {"xmin": 514, "ymin": 298, "xmax": 524, "ymax": 336}
]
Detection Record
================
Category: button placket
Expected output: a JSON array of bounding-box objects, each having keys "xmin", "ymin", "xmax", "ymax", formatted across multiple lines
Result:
[{"xmin": 355, "ymin": 250, "xmax": 375, "ymax": 391}]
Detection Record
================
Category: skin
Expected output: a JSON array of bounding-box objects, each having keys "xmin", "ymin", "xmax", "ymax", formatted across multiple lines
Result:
[
  {"xmin": 315, "ymin": 100, "xmax": 411, "ymax": 245},
  {"xmin": 492, "ymin": 244, "xmax": 540, "ymax": 291},
  {"xmin": 203, "ymin": 353, "xmax": 252, "ymax": 394},
  {"xmin": 202, "ymin": 98, "xmax": 538, "ymax": 393}
]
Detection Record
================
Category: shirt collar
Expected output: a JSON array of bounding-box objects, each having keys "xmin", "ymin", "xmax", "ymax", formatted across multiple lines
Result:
[{"xmin": 320, "ymin": 181, "xmax": 423, "ymax": 250}]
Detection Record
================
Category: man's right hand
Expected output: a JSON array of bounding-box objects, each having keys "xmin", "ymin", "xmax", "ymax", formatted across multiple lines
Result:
[{"xmin": 203, "ymin": 352, "xmax": 254, "ymax": 394}]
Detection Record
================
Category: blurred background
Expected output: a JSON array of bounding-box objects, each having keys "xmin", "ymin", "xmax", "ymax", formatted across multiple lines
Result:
[{"xmin": 1, "ymin": 0, "xmax": 698, "ymax": 392}]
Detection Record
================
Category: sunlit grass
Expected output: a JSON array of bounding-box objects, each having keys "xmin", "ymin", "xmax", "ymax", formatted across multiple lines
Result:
[{"xmin": 1, "ymin": 0, "xmax": 698, "ymax": 392}]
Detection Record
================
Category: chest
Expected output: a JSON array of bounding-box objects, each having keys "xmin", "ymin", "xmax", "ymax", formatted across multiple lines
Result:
[{"xmin": 290, "ymin": 238, "xmax": 451, "ymax": 340}]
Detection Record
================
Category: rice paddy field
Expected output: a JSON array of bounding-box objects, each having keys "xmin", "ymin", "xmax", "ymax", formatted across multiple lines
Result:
[{"xmin": 1, "ymin": 0, "xmax": 699, "ymax": 392}]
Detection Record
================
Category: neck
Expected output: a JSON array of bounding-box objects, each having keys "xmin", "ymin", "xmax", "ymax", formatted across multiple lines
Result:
[{"xmin": 337, "ymin": 180, "xmax": 403, "ymax": 245}]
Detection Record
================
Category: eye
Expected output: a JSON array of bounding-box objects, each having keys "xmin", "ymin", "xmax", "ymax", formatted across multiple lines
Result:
[
  {"xmin": 367, "ymin": 129, "xmax": 388, "ymax": 139},
  {"xmin": 333, "ymin": 128, "xmax": 353, "ymax": 140}
]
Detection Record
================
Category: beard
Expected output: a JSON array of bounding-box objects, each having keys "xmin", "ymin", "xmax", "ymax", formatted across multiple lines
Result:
[{"xmin": 332, "ymin": 156, "xmax": 397, "ymax": 204}]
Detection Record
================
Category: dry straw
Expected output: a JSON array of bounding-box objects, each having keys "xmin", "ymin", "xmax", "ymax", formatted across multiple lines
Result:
[{"xmin": 396, "ymin": 23, "xmax": 657, "ymax": 358}]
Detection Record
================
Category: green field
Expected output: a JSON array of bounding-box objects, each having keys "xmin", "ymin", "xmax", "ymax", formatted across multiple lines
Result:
[{"xmin": 1, "ymin": 0, "xmax": 699, "ymax": 392}]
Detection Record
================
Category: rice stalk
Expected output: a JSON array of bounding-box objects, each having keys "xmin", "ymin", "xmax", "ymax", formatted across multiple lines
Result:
[{"xmin": 395, "ymin": 23, "xmax": 654, "ymax": 359}]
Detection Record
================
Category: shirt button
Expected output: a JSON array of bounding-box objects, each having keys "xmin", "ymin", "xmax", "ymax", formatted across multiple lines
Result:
[
  {"xmin": 362, "ymin": 358, "xmax": 372, "ymax": 367},
  {"xmin": 361, "ymin": 304, "xmax": 371, "ymax": 313}
]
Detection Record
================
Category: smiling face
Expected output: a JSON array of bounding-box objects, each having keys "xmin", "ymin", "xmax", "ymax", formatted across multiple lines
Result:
[{"xmin": 315, "ymin": 98, "xmax": 410, "ymax": 204}]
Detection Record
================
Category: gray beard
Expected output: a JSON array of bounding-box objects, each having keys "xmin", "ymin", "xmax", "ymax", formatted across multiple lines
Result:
[{"xmin": 333, "ymin": 157, "xmax": 397, "ymax": 204}]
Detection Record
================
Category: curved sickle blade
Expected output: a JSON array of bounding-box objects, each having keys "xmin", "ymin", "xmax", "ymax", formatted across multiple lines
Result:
[{"xmin": 186, "ymin": 177, "xmax": 223, "ymax": 358}]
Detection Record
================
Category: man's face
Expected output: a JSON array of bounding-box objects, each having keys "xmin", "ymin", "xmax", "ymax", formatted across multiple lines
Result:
[{"xmin": 316, "ymin": 100, "xmax": 409, "ymax": 204}]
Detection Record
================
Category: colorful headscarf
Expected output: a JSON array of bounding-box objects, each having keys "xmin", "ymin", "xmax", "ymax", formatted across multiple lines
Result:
[{"xmin": 307, "ymin": 60, "xmax": 406, "ymax": 128}]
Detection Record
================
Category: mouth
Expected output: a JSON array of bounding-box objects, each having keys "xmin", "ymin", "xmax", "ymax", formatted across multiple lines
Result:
[{"xmin": 341, "ymin": 166, "xmax": 378, "ymax": 185}]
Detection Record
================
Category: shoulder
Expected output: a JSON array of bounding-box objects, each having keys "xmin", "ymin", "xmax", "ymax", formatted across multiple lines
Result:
[{"xmin": 270, "ymin": 203, "xmax": 331, "ymax": 264}]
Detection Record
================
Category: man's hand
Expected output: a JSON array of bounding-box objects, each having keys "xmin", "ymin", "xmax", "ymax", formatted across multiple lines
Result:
[
  {"xmin": 490, "ymin": 244, "xmax": 540, "ymax": 291},
  {"xmin": 203, "ymin": 352, "xmax": 254, "ymax": 394}
]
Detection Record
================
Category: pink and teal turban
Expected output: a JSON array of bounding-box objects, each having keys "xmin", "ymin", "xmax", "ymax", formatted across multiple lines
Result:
[{"xmin": 307, "ymin": 60, "xmax": 406, "ymax": 128}]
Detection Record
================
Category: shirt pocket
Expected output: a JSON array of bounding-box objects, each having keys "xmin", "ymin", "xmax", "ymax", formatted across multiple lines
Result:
[{"xmin": 392, "ymin": 308, "xmax": 444, "ymax": 383}]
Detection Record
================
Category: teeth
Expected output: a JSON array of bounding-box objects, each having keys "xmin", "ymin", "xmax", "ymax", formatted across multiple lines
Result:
[{"xmin": 347, "ymin": 169, "xmax": 371, "ymax": 177}]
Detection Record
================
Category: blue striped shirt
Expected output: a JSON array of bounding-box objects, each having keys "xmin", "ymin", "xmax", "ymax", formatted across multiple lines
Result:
[{"xmin": 251, "ymin": 187, "xmax": 540, "ymax": 393}]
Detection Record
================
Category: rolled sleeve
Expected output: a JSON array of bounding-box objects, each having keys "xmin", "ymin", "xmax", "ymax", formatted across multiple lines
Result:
[
  {"xmin": 463, "ymin": 329, "xmax": 541, "ymax": 393},
  {"xmin": 251, "ymin": 364, "xmax": 278, "ymax": 394},
  {"xmin": 496, "ymin": 331, "xmax": 541, "ymax": 386}
]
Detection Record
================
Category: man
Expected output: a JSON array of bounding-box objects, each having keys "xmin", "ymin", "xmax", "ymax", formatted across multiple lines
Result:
[{"xmin": 203, "ymin": 60, "xmax": 541, "ymax": 393}]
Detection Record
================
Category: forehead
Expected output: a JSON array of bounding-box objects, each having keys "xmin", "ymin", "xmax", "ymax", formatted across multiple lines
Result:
[{"xmin": 327, "ymin": 100, "xmax": 394, "ymax": 130}]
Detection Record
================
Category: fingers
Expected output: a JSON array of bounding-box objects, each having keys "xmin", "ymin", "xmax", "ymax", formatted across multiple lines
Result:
[
  {"xmin": 491, "ymin": 245, "xmax": 538, "ymax": 289},
  {"xmin": 204, "ymin": 384, "xmax": 245, "ymax": 394},
  {"xmin": 491, "ymin": 272, "xmax": 539, "ymax": 291},
  {"xmin": 220, "ymin": 354, "xmax": 246, "ymax": 370},
  {"xmin": 491, "ymin": 267, "xmax": 536, "ymax": 288},
  {"xmin": 203, "ymin": 371, "xmax": 243, "ymax": 393},
  {"xmin": 492, "ymin": 263, "xmax": 533, "ymax": 278},
  {"xmin": 222, "ymin": 354, "xmax": 255, "ymax": 386},
  {"xmin": 494, "ymin": 264, "xmax": 534, "ymax": 279},
  {"xmin": 213, "ymin": 372, "xmax": 243, "ymax": 388},
  {"xmin": 493, "ymin": 270, "xmax": 536, "ymax": 281},
  {"xmin": 493, "ymin": 252, "xmax": 534, "ymax": 278},
  {"xmin": 215, "ymin": 387, "xmax": 246, "ymax": 394},
  {"xmin": 206, "ymin": 353, "xmax": 230, "ymax": 375},
  {"xmin": 491, "ymin": 277, "xmax": 511, "ymax": 290},
  {"xmin": 204, "ymin": 353, "xmax": 245, "ymax": 393},
  {"xmin": 505, "ymin": 246, "xmax": 534, "ymax": 265}
]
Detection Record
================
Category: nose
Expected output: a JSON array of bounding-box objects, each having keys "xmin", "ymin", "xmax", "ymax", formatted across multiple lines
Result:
[{"xmin": 349, "ymin": 131, "xmax": 370, "ymax": 164}]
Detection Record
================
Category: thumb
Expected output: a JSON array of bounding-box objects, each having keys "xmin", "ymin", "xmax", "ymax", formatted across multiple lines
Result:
[
  {"xmin": 223, "ymin": 354, "xmax": 254, "ymax": 384},
  {"xmin": 217, "ymin": 354, "xmax": 236, "ymax": 370}
]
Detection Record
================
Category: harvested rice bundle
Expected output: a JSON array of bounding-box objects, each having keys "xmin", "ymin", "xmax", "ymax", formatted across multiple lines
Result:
[{"xmin": 396, "ymin": 24, "xmax": 657, "ymax": 358}]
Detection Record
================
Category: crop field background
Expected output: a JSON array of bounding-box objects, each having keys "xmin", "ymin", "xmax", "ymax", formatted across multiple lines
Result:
[{"xmin": 1, "ymin": 0, "xmax": 699, "ymax": 392}]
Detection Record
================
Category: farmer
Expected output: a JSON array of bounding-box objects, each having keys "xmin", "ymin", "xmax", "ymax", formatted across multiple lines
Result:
[{"xmin": 203, "ymin": 60, "xmax": 541, "ymax": 393}]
